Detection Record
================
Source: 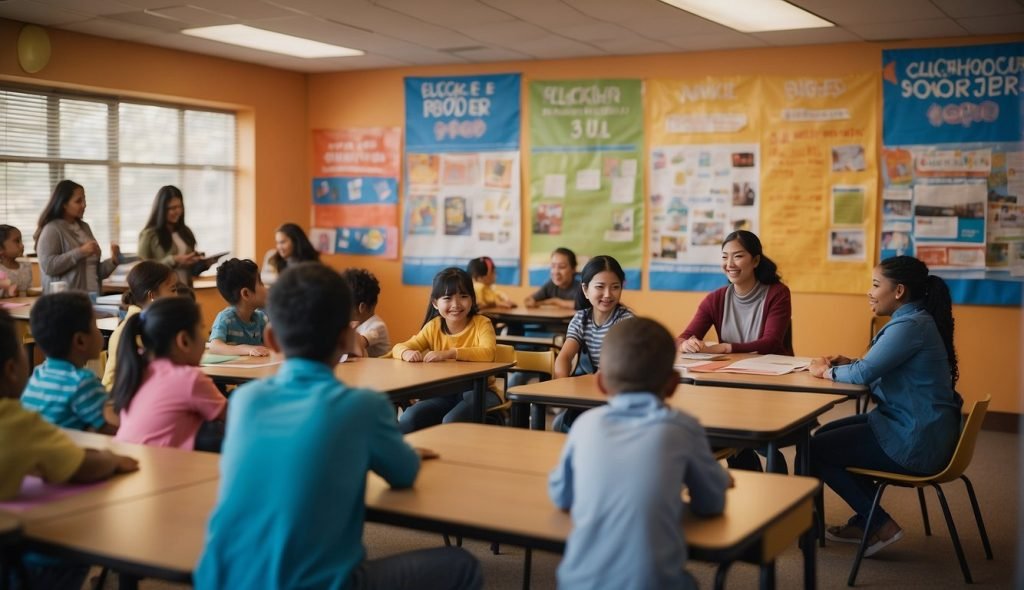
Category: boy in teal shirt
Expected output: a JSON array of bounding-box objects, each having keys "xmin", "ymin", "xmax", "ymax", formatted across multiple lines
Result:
[{"xmin": 195, "ymin": 262, "xmax": 482, "ymax": 590}]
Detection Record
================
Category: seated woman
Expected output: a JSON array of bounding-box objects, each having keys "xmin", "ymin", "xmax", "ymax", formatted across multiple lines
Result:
[
  {"xmin": 138, "ymin": 185, "xmax": 202, "ymax": 286},
  {"xmin": 808, "ymin": 256, "xmax": 961, "ymax": 557},
  {"xmin": 676, "ymin": 230, "xmax": 792, "ymax": 473},
  {"xmin": 260, "ymin": 223, "xmax": 320, "ymax": 287}
]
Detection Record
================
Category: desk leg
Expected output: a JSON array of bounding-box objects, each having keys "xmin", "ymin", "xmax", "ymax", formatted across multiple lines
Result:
[
  {"xmin": 472, "ymin": 378, "xmax": 485, "ymax": 423},
  {"xmin": 765, "ymin": 441, "xmax": 779, "ymax": 473},
  {"xmin": 801, "ymin": 525, "xmax": 817, "ymax": 590},
  {"xmin": 758, "ymin": 561, "xmax": 776, "ymax": 590},
  {"xmin": 510, "ymin": 402, "xmax": 529, "ymax": 429},
  {"xmin": 521, "ymin": 548, "xmax": 532, "ymax": 590},
  {"xmin": 530, "ymin": 404, "xmax": 547, "ymax": 431},
  {"xmin": 119, "ymin": 572, "xmax": 140, "ymax": 590},
  {"xmin": 713, "ymin": 562, "xmax": 732, "ymax": 590}
]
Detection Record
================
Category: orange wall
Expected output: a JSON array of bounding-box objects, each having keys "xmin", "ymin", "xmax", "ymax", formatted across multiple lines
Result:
[
  {"xmin": 308, "ymin": 35, "xmax": 1023, "ymax": 414},
  {"xmin": 0, "ymin": 18, "xmax": 307, "ymax": 331}
]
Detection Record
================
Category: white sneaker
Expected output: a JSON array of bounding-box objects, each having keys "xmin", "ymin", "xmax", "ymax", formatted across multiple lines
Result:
[{"xmin": 863, "ymin": 521, "xmax": 904, "ymax": 557}]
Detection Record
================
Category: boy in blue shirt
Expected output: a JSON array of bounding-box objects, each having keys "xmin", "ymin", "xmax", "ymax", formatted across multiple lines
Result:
[
  {"xmin": 195, "ymin": 262, "xmax": 482, "ymax": 590},
  {"xmin": 549, "ymin": 317, "xmax": 731, "ymax": 590},
  {"xmin": 208, "ymin": 258, "xmax": 269, "ymax": 356},
  {"xmin": 21, "ymin": 292, "xmax": 116, "ymax": 433}
]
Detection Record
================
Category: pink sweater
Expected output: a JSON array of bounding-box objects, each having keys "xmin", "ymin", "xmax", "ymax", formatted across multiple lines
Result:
[{"xmin": 677, "ymin": 282, "xmax": 793, "ymax": 355}]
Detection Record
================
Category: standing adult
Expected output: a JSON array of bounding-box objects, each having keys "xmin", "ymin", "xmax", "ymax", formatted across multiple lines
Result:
[
  {"xmin": 260, "ymin": 223, "xmax": 320, "ymax": 287},
  {"xmin": 138, "ymin": 185, "xmax": 201, "ymax": 285},
  {"xmin": 35, "ymin": 180, "xmax": 120, "ymax": 296}
]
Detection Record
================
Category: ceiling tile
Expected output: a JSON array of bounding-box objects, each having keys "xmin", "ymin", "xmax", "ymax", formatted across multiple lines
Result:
[
  {"xmin": 105, "ymin": 0, "xmax": 183, "ymax": 7},
  {"xmin": 478, "ymin": 0, "xmax": 593, "ymax": 27},
  {"xmin": 931, "ymin": 0, "xmax": 1024, "ymax": 18},
  {"xmin": 0, "ymin": 0, "xmax": 92, "ymax": 25},
  {"xmin": 106, "ymin": 10, "xmax": 189, "ymax": 32},
  {"xmin": 790, "ymin": 0, "xmax": 945, "ymax": 25},
  {"xmin": 448, "ymin": 46, "xmax": 532, "ymax": 62},
  {"xmin": 510, "ymin": 35, "xmax": 605, "ymax": 59},
  {"xmin": 661, "ymin": 32, "xmax": 767, "ymax": 51},
  {"xmin": 556, "ymin": 22, "xmax": 636, "ymax": 43},
  {"xmin": 58, "ymin": 16, "xmax": 156, "ymax": 40},
  {"xmin": 375, "ymin": 0, "xmax": 516, "ymax": 28},
  {"xmin": 753, "ymin": 26, "xmax": 862, "ymax": 46},
  {"xmin": 148, "ymin": 6, "xmax": 235, "ymax": 27},
  {"xmin": 957, "ymin": 14, "xmax": 1024, "ymax": 34},
  {"xmin": 598, "ymin": 36, "xmax": 677, "ymax": 55},
  {"xmin": 847, "ymin": 18, "xmax": 968, "ymax": 40},
  {"xmin": 195, "ymin": 0, "xmax": 299, "ymax": 20},
  {"xmin": 29, "ymin": 0, "xmax": 135, "ymax": 16},
  {"xmin": 459, "ymin": 21, "xmax": 550, "ymax": 45}
]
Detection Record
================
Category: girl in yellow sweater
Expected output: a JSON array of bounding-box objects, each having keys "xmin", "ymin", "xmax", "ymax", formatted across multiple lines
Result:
[{"xmin": 393, "ymin": 267, "xmax": 499, "ymax": 433}]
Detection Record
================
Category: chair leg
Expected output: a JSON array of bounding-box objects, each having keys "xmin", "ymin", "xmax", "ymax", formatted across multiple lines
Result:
[
  {"xmin": 93, "ymin": 567, "xmax": 110, "ymax": 589},
  {"xmin": 521, "ymin": 548, "xmax": 532, "ymax": 590},
  {"xmin": 848, "ymin": 483, "xmax": 887, "ymax": 586},
  {"xmin": 814, "ymin": 491, "xmax": 826, "ymax": 547},
  {"xmin": 916, "ymin": 487, "xmax": 931, "ymax": 536},
  {"xmin": 490, "ymin": 542, "xmax": 500, "ymax": 555},
  {"xmin": 932, "ymin": 483, "xmax": 972, "ymax": 583},
  {"xmin": 713, "ymin": 562, "xmax": 732, "ymax": 590},
  {"xmin": 961, "ymin": 475, "xmax": 993, "ymax": 560}
]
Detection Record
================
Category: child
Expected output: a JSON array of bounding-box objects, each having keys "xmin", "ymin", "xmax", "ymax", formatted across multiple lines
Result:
[
  {"xmin": 21, "ymin": 292, "xmax": 116, "ymax": 433},
  {"xmin": 392, "ymin": 267, "xmax": 500, "ymax": 434},
  {"xmin": 101, "ymin": 260, "xmax": 179, "ymax": 389},
  {"xmin": 552, "ymin": 255, "xmax": 634, "ymax": 432},
  {"xmin": 208, "ymin": 258, "xmax": 269, "ymax": 357},
  {"xmin": 194, "ymin": 263, "xmax": 482, "ymax": 590},
  {"xmin": 112, "ymin": 297, "xmax": 227, "ymax": 450},
  {"xmin": 0, "ymin": 308, "xmax": 138, "ymax": 590},
  {"xmin": 549, "ymin": 317, "xmax": 731, "ymax": 589},
  {"xmin": 467, "ymin": 256, "xmax": 515, "ymax": 309},
  {"xmin": 341, "ymin": 268, "xmax": 390, "ymax": 357},
  {"xmin": 524, "ymin": 247, "xmax": 579, "ymax": 309},
  {"xmin": 0, "ymin": 225, "xmax": 31, "ymax": 297}
]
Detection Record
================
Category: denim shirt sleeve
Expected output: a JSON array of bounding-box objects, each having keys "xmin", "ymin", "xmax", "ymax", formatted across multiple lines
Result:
[
  {"xmin": 548, "ymin": 434, "xmax": 575, "ymax": 510},
  {"xmin": 832, "ymin": 315, "xmax": 923, "ymax": 385}
]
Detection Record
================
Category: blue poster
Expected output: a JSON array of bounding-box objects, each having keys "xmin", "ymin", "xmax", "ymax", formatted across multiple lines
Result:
[
  {"xmin": 403, "ymin": 74, "xmax": 522, "ymax": 286},
  {"xmin": 881, "ymin": 43, "xmax": 1024, "ymax": 306}
]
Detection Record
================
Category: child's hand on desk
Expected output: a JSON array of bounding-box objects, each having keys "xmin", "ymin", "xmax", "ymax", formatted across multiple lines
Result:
[
  {"xmin": 827, "ymin": 355, "xmax": 853, "ymax": 366},
  {"xmin": 112, "ymin": 453, "xmax": 140, "ymax": 474},
  {"xmin": 402, "ymin": 350, "xmax": 423, "ymax": 362},
  {"xmin": 680, "ymin": 336, "xmax": 705, "ymax": 353},
  {"xmin": 247, "ymin": 346, "xmax": 270, "ymax": 357},
  {"xmin": 423, "ymin": 350, "xmax": 454, "ymax": 363},
  {"xmin": 496, "ymin": 300, "xmax": 516, "ymax": 309},
  {"xmin": 415, "ymin": 447, "xmax": 439, "ymax": 460}
]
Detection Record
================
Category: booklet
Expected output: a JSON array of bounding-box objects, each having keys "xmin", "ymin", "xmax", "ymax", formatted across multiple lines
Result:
[{"xmin": 686, "ymin": 355, "xmax": 813, "ymax": 376}]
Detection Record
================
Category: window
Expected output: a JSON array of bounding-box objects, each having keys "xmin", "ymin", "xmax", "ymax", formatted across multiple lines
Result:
[{"xmin": 0, "ymin": 85, "xmax": 236, "ymax": 256}]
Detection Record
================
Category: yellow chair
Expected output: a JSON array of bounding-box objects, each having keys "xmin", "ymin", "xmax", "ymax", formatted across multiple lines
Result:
[
  {"xmin": 484, "ymin": 344, "xmax": 516, "ymax": 425},
  {"xmin": 845, "ymin": 395, "xmax": 992, "ymax": 586}
]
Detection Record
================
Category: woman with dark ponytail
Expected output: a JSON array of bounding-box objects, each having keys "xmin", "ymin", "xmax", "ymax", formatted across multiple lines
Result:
[
  {"xmin": 113, "ymin": 297, "xmax": 226, "ymax": 450},
  {"xmin": 677, "ymin": 230, "xmax": 793, "ymax": 355},
  {"xmin": 808, "ymin": 255, "xmax": 962, "ymax": 557}
]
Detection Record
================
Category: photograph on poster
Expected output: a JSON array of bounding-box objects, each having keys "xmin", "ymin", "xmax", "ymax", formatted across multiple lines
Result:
[
  {"xmin": 691, "ymin": 220, "xmax": 725, "ymax": 246},
  {"xmin": 484, "ymin": 157, "xmax": 514, "ymax": 188},
  {"xmin": 442, "ymin": 155, "xmax": 480, "ymax": 186},
  {"xmin": 444, "ymin": 196, "xmax": 472, "ymax": 235},
  {"xmin": 832, "ymin": 145, "xmax": 867, "ymax": 172},
  {"xmin": 408, "ymin": 154, "xmax": 440, "ymax": 186},
  {"xmin": 829, "ymin": 229, "xmax": 865, "ymax": 260},
  {"xmin": 832, "ymin": 186, "xmax": 866, "ymax": 225},
  {"xmin": 533, "ymin": 204, "xmax": 563, "ymax": 235},
  {"xmin": 310, "ymin": 228, "xmax": 337, "ymax": 255},
  {"xmin": 881, "ymin": 230, "xmax": 912, "ymax": 252},
  {"xmin": 732, "ymin": 182, "xmax": 756, "ymax": 206},
  {"xmin": 883, "ymin": 199, "xmax": 912, "ymax": 217},
  {"xmin": 657, "ymin": 235, "xmax": 686, "ymax": 259},
  {"xmin": 731, "ymin": 152, "xmax": 755, "ymax": 167},
  {"xmin": 407, "ymin": 194, "xmax": 438, "ymax": 235}
]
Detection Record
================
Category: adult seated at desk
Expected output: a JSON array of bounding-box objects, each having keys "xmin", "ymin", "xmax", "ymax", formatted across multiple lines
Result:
[
  {"xmin": 550, "ymin": 317, "xmax": 731, "ymax": 589},
  {"xmin": 676, "ymin": 230, "xmax": 792, "ymax": 474},
  {"xmin": 524, "ymin": 247, "xmax": 579, "ymax": 310},
  {"xmin": 260, "ymin": 222, "xmax": 321, "ymax": 287},
  {"xmin": 195, "ymin": 263, "xmax": 481, "ymax": 590}
]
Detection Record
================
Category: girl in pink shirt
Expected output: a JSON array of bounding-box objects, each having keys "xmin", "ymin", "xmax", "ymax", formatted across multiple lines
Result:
[{"xmin": 112, "ymin": 297, "xmax": 226, "ymax": 451}]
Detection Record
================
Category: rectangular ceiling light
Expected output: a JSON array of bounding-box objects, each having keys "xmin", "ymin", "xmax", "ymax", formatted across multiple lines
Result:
[
  {"xmin": 658, "ymin": 0, "xmax": 833, "ymax": 32},
  {"xmin": 182, "ymin": 24, "xmax": 363, "ymax": 58}
]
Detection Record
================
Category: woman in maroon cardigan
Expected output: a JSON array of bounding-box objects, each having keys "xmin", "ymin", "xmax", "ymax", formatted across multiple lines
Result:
[
  {"xmin": 677, "ymin": 230, "xmax": 793, "ymax": 473},
  {"xmin": 677, "ymin": 230, "xmax": 792, "ymax": 355}
]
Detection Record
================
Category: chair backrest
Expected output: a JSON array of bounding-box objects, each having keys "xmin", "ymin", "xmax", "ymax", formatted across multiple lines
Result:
[
  {"xmin": 494, "ymin": 343, "xmax": 516, "ymax": 363},
  {"xmin": 934, "ymin": 395, "xmax": 990, "ymax": 483},
  {"xmin": 513, "ymin": 348, "xmax": 556, "ymax": 379}
]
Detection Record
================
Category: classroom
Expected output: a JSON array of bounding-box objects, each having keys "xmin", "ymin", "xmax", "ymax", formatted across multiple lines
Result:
[{"xmin": 0, "ymin": 1, "xmax": 1022, "ymax": 589}]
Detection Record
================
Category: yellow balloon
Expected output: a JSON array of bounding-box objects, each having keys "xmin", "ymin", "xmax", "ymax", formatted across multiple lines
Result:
[{"xmin": 18, "ymin": 25, "xmax": 51, "ymax": 74}]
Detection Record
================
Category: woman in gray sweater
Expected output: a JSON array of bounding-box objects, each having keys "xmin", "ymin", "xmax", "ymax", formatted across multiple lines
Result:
[{"xmin": 34, "ymin": 180, "xmax": 120, "ymax": 296}]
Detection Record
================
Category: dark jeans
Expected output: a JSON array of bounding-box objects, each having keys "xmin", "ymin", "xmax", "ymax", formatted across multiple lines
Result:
[
  {"xmin": 810, "ymin": 413, "xmax": 916, "ymax": 530},
  {"xmin": 351, "ymin": 547, "xmax": 482, "ymax": 590},
  {"xmin": 399, "ymin": 390, "xmax": 502, "ymax": 434},
  {"xmin": 728, "ymin": 447, "xmax": 789, "ymax": 474},
  {"xmin": 195, "ymin": 420, "xmax": 225, "ymax": 453}
]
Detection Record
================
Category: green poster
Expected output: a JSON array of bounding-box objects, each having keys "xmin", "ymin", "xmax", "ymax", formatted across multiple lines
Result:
[{"xmin": 528, "ymin": 80, "xmax": 644, "ymax": 288}]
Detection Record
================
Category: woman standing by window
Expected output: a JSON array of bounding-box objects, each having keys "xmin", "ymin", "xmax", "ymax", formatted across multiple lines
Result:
[{"xmin": 138, "ymin": 185, "xmax": 202, "ymax": 285}]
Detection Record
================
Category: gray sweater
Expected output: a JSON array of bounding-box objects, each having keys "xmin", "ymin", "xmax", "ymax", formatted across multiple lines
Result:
[{"xmin": 36, "ymin": 219, "xmax": 116, "ymax": 295}]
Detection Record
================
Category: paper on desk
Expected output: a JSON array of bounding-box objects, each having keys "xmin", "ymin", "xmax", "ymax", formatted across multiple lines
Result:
[
  {"xmin": 679, "ymin": 352, "xmax": 728, "ymax": 361},
  {"xmin": 201, "ymin": 353, "xmax": 241, "ymax": 365},
  {"xmin": 219, "ymin": 359, "xmax": 282, "ymax": 368},
  {"xmin": 690, "ymin": 355, "xmax": 812, "ymax": 376},
  {"xmin": 0, "ymin": 302, "xmax": 29, "ymax": 309},
  {"xmin": 674, "ymin": 359, "xmax": 711, "ymax": 369}
]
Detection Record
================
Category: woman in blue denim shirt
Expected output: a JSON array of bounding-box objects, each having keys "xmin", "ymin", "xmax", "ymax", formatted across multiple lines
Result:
[{"xmin": 808, "ymin": 256, "xmax": 961, "ymax": 557}]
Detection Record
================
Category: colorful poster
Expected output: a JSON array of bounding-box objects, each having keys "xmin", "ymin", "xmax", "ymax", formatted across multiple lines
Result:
[
  {"xmin": 403, "ymin": 74, "xmax": 521, "ymax": 285},
  {"xmin": 882, "ymin": 42, "xmax": 1024, "ymax": 305},
  {"xmin": 760, "ymin": 73, "xmax": 879, "ymax": 293},
  {"xmin": 311, "ymin": 128, "xmax": 400, "ymax": 258},
  {"xmin": 528, "ymin": 80, "xmax": 644, "ymax": 288},
  {"xmin": 646, "ymin": 77, "xmax": 761, "ymax": 291}
]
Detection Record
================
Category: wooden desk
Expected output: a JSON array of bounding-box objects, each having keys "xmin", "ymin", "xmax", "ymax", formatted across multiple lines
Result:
[
  {"xmin": 202, "ymin": 356, "xmax": 514, "ymax": 422},
  {"xmin": 406, "ymin": 422, "xmax": 566, "ymax": 475},
  {"xmin": 482, "ymin": 307, "xmax": 575, "ymax": 334},
  {"xmin": 5, "ymin": 296, "xmax": 120, "ymax": 335},
  {"xmin": 506, "ymin": 376, "xmax": 845, "ymax": 474},
  {"xmin": 102, "ymin": 277, "xmax": 218, "ymax": 294},
  {"xmin": 681, "ymin": 354, "xmax": 868, "ymax": 397}
]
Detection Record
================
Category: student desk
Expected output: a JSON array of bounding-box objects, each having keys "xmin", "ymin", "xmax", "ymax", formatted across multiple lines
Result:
[
  {"xmin": 201, "ymin": 356, "xmax": 514, "ymax": 423},
  {"xmin": 682, "ymin": 360, "xmax": 868, "ymax": 397},
  {"xmin": 5, "ymin": 296, "xmax": 121, "ymax": 335},
  {"xmin": 506, "ymin": 376, "xmax": 845, "ymax": 475},
  {"xmin": 481, "ymin": 306, "xmax": 575, "ymax": 329}
]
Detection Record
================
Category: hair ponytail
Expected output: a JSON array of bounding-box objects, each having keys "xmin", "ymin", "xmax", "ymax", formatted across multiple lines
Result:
[
  {"xmin": 121, "ymin": 260, "xmax": 174, "ymax": 309},
  {"xmin": 722, "ymin": 230, "xmax": 781, "ymax": 285},
  {"xmin": 111, "ymin": 297, "xmax": 201, "ymax": 412},
  {"xmin": 924, "ymin": 274, "xmax": 958, "ymax": 386}
]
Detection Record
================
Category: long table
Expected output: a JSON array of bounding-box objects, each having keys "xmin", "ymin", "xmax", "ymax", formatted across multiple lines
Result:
[
  {"xmin": 202, "ymin": 356, "xmax": 514, "ymax": 422},
  {"xmin": 17, "ymin": 425, "xmax": 819, "ymax": 590},
  {"xmin": 506, "ymin": 375, "xmax": 844, "ymax": 474}
]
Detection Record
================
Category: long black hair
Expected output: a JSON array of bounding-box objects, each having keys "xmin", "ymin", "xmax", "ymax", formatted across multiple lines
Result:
[
  {"xmin": 575, "ymin": 255, "xmax": 626, "ymax": 311},
  {"xmin": 142, "ymin": 186, "xmax": 197, "ymax": 253},
  {"xmin": 270, "ymin": 223, "xmax": 320, "ymax": 272},
  {"xmin": 722, "ymin": 230, "xmax": 781, "ymax": 285},
  {"xmin": 466, "ymin": 256, "xmax": 494, "ymax": 281},
  {"xmin": 34, "ymin": 180, "xmax": 83, "ymax": 243},
  {"xmin": 423, "ymin": 267, "xmax": 478, "ymax": 334},
  {"xmin": 878, "ymin": 255, "xmax": 958, "ymax": 386},
  {"xmin": 122, "ymin": 260, "xmax": 175, "ymax": 309},
  {"xmin": 112, "ymin": 297, "xmax": 201, "ymax": 412},
  {"xmin": 552, "ymin": 247, "xmax": 577, "ymax": 270}
]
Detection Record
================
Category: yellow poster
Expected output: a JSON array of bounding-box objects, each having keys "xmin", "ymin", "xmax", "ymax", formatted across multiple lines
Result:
[
  {"xmin": 647, "ymin": 78, "xmax": 763, "ymax": 291},
  {"xmin": 760, "ymin": 74, "xmax": 878, "ymax": 294}
]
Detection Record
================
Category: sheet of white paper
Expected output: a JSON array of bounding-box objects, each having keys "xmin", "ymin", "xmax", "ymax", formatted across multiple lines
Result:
[
  {"xmin": 543, "ymin": 174, "xmax": 566, "ymax": 198},
  {"xmin": 611, "ymin": 176, "xmax": 635, "ymax": 204},
  {"xmin": 575, "ymin": 169, "xmax": 600, "ymax": 191}
]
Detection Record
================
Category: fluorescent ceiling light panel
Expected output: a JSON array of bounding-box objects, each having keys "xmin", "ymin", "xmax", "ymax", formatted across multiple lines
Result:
[
  {"xmin": 658, "ymin": 0, "xmax": 833, "ymax": 32},
  {"xmin": 182, "ymin": 24, "xmax": 363, "ymax": 58}
]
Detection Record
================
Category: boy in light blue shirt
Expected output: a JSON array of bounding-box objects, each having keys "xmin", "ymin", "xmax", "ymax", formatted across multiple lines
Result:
[
  {"xmin": 549, "ymin": 317, "xmax": 731, "ymax": 590},
  {"xmin": 207, "ymin": 258, "xmax": 269, "ymax": 356},
  {"xmin": 20, "ymin": 292, "xmax": 116, "ymax": 433},
  {"xmin": 195, "ymin": 262, "xmax": 482, "ymax": 590}
]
